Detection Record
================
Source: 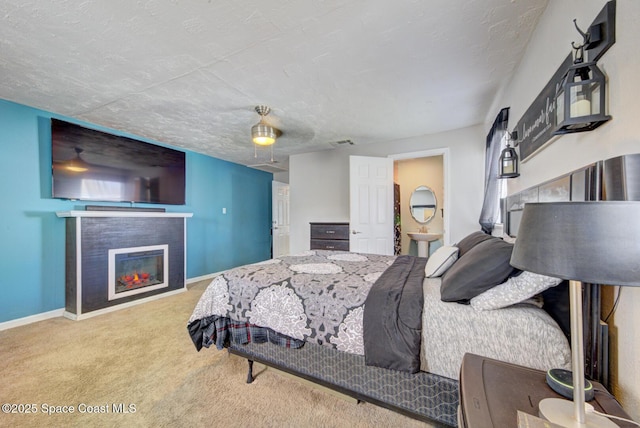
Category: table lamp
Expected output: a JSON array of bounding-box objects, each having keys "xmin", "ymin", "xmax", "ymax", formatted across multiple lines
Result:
[{"xmin": 511, "ymin": 201, "xmax": 640, "ymax": 427}]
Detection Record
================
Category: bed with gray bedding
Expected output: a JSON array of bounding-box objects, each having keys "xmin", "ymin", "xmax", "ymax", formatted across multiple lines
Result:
[
  {"xmin": 187, "ymin": 238, "xmax": 572, "ymax": 426},
  {"xmin": 421, "ymin": 277, "xmax": 571, "ymax": 379}
]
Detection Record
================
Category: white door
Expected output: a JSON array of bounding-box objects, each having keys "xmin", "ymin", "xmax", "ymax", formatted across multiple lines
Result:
[
  {"xmin": 272, "ymin": 181, "xmax": 290, "ymax": 258},
  {"xmin": 349, "ymin": 156, "xmax": 394, "ymax": 255}
]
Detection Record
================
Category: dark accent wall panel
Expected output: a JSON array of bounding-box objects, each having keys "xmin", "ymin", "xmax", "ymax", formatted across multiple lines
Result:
[
  {"xmin": 71, "ymin": 217, "xmax": 185, "ymax": 314},
  {"xmin": 65, "ymin": 218, "xmax": 77, "ymax": 313}
]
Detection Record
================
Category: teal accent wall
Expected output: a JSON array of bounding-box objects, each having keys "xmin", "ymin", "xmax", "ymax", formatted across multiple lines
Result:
[{"xmin": 0, "ymin": 99, "xmax": 272, "ymax": 323}]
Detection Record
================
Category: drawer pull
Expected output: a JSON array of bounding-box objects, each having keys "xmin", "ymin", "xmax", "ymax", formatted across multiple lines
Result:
[
  {"xmin": 325, "ymin": 230, "xmax": 335, "ymax": 234},
  {"xmin": 326, "ymin": 246, "xmax": 335, "ymax": 249}
]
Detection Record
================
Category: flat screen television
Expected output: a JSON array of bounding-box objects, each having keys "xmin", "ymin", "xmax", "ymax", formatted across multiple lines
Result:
[{"xmin": 51, "ymin": 119, "xmax": 186, "ymax": 205}]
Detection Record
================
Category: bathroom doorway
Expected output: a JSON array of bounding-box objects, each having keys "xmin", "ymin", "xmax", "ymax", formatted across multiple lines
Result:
[{"xmin": 391, "ymin": 149, "xmax": 448, "ymax": 256}]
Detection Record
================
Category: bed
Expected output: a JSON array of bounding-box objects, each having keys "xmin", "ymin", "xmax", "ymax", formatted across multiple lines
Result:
[{"xmin": 187, "ymin": 233, "xmax": 573, "ymax": 427}]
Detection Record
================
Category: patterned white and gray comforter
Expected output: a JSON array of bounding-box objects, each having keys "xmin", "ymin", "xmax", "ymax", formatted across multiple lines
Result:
[
  {"xmin": 189, "ymin": 250, "xmax": 396, "ymax": 355},
  {"xmin": 189, "ymin": 251, "xmax": 572, "ymax": 380}
]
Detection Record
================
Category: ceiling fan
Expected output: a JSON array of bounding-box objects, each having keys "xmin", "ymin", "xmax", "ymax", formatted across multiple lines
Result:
[{"xmin": 251, "ymin": 105, "xmax": 282, "ymax": 162}]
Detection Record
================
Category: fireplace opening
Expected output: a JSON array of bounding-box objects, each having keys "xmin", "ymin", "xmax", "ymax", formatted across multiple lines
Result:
[{"xmin": 108, "ymin": 244, "xmax": 169, "ymax": 300}]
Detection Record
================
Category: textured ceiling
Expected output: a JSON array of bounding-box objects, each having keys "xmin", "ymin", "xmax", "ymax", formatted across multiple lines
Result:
[{"xmin": 0, "ymin": 0, "xmax": 548, "ymax": 171}]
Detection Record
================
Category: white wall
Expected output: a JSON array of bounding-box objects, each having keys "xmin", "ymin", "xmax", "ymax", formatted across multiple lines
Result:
[
  {"xmin": 493, "ymin": 0, "xmax": 640, "ymax": 419},
  {"xmin": 289, "ymin": 124, "xmax": 485, "ymax": 255}
]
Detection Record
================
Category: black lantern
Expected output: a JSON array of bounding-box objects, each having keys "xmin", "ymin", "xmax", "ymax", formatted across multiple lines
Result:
[
  {"xmin": 553, "ymin": 16, "xmax": 612, "ymax": 135},
  {"xmin": 553, "ymin": 61, "xmax": 610, "ymax": 134},
  {"xmin": 499, "ymin": 139, "xmax": 519, "ymax": 179}
]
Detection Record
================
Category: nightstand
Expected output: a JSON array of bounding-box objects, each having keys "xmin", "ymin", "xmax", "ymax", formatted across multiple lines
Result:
[{"xmin": 458, "ymin": 353, "xmax": 635, "ymax": 428}]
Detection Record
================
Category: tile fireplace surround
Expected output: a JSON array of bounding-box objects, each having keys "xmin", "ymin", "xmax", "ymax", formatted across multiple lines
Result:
[{"xmin": 57, "ymin": 210, "xmax": 193, "ymax": 320}]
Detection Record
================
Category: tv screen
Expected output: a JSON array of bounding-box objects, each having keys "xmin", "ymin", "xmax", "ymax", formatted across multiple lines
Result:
[{"xmin": 51, "ymin": 119, "xmax": 186, "ymax": 205}]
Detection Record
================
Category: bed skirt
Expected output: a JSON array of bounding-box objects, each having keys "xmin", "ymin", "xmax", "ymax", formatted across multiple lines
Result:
[{"xmin": 228, "ymin": 341, "xmax": 459, "ymax": 427}]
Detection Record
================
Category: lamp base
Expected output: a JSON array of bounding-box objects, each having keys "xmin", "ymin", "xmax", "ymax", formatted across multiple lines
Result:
[{"xmin": 538, "ymin": 398, "xmax": 619, "ymax": 427}]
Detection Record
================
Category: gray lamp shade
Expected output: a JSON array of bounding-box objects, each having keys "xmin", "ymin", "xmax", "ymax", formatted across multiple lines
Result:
[{"xmin": 511, "ymin": 202, "xmax": 640, "ymax": 287}]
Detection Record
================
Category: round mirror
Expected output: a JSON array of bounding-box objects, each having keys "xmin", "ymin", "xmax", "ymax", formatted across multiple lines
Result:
[{"xmin": 409, "ymin": 185, "xmax": 437, "ymax": 224}]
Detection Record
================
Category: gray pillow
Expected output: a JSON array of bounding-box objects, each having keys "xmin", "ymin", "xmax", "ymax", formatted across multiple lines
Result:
[
  {"xmin": 440, "ymin": 237, "xmax": 519, "ymax": 303},
  {"xmin": 470, "ymin": 271, "xmax": 562, "ymax": 310},
  {"xmin": 455, "ymin": 231, "xmax": 493, "ymax": 257}
]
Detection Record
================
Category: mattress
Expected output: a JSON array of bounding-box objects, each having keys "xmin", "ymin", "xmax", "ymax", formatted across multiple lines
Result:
[{"xmin": 420, "ymin": 277, "xmax": 572, "ymax": 379}]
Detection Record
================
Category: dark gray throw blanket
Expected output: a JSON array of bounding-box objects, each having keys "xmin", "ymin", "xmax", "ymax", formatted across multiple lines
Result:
[{"xmin": 363, "ymin": 255, "xmax": 427, "ymax": 373}]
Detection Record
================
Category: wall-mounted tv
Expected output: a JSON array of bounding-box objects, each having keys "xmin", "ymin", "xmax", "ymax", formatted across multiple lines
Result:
[{"xmin": 51, "ymin": 119, "xmax": 186, "ymax": 205}]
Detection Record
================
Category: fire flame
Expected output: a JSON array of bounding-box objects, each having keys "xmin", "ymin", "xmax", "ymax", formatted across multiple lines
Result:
[{"xmin": 120, "ymin": 271, "xmax": 152, "ymax": 288}]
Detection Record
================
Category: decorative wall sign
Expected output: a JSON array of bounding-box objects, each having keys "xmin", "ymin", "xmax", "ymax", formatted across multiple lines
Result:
[
  {"xmin": 516, "ymin": 1, "xmax": 616, "ymax": 162},
  {"xmin": 515, "ymin": 54, "xmax": 572, "ymax": 162},
  {"xmin": 585, "ymin": 0, "xmax": 616, "ymax": 63}
]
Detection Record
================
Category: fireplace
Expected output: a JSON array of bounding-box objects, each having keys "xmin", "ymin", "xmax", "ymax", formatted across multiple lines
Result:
[
  {"xmin": 108, "ymin": 244, "xmax": 169, "ymax": 300},
  {"xmin": 59, "ymin": 211, "xmax": 191, "ymax": 320}
]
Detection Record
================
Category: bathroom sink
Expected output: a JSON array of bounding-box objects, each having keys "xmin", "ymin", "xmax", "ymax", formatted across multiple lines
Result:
[
  {"xmin": 407, "ymin": 232, "xmax": 442, "ymax": 257},
  {"xmin": 407, "ymin": 232, "xmax": 442, "ymax": 242}
]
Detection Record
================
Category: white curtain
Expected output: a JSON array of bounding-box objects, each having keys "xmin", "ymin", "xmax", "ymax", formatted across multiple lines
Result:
[{"xmin": 479, "ymin": 107, "xmax": 509, "ymax": 234}]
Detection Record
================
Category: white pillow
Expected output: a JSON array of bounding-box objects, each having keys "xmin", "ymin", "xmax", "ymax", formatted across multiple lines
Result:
[
  {"xmin": 424, "ymin": 246, "xmax": 458, "ymax": 277},
  {"xmin": 470, "ymin": 271, "xmax": 562, "ymax": 310},
  {"xmin": 502, "ymin": 234, "xmax": 516, "ymax": 244}
]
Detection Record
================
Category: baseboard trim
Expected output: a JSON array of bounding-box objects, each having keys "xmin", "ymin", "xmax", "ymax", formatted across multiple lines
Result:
[
  {"xmin": 0, "ymin": 308, "xmax": 65, "ymax": 332},
  {"xmin": 186, "ymin": 272, "xmax": 218, "ymax": 284},
  {"xmin": 1, "ymin": 273, "xmax": 225, "ymax": 330},
  {"xmin": 64, "ymin": 288, "xmax": 186, "ymax": 321}
]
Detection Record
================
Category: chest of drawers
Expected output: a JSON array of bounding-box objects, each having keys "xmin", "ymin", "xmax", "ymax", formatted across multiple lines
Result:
[{"xmin": 310, "ymin": 222, "xmax": 350, "ymax": 251}]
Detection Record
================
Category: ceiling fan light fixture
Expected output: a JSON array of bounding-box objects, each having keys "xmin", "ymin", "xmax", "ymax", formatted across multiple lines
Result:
[
  {"xmin": 251, "ymin": 122, "xmax": 277, "ymax": 146},
  {"xmin": 66, "ymin": 147, "xmax": 90, "ymax": 172},
  {"xmin": 251, "ymin": 105, "xmax": 279, "ymax": 146}
]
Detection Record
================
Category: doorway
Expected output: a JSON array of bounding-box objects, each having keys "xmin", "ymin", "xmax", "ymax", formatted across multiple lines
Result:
[
  {"xmin": 272, "ymin": 181, "xmax": 290, "ymax": 258},
  {"xmin": 391, "ymin": 148, "xmax": 449, "ymax": 256},
  {"xmin": 348, "ymin": 156, "xmax": 395, "ymax": 255}
]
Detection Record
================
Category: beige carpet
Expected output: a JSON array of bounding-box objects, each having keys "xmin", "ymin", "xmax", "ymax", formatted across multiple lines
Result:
[{"xmin": 0, "ymin": 281, "xmax": 433, "ymax": 428}]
